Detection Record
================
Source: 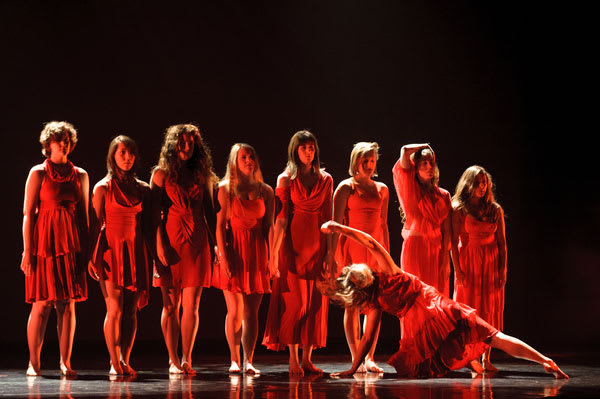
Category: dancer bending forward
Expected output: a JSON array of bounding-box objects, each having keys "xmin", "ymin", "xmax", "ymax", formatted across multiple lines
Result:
[{"xmin": 319, "ymin": 221, "xmax": 568, "ymax": 379}]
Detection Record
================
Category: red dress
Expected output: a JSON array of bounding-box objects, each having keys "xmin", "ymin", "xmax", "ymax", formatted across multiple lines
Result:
[
  {"xmin": 25, "ymin": 160, "xmax": 87, "ymax": 303},
  {"xmin": 372, "ymin": 271, "xmax": 498, "ymax": 378},
  {"xmin": 93, "ymin": 179, "xmax": 151, "ymax": 308},
  {"xmin": 262, "ymin": 171, "xmax": 333, "ymax": 351},
  {"xmin": 211, "ymin": 193, "xmax": 271, "ymax": 294},
  {"xmin": 153, "ymin": 179, "xmax": 211, "ymax": 288},
  {"xmin": 392, "ymin": 159, "xmax": 451, "ymax": 296},
  {"xmin": 453, "ymin": 213, "xmax": 504, "ymax": 330},
  {"xmin": 336, "ymin": 180, "xmax": 388, "ymax": 273}
]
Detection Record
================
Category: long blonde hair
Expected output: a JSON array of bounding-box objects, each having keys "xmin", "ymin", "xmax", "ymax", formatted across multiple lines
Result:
[
  {"xmin": 452, "ymin": 165, "xmax": 500, "ymax": 222},
  {"xmin": 223, "ymin": 143, "xmax": 264, "ymax": 197},
  {"xmin": 318, "ymin": 264, "xmax": 376, "ymax": 308}
]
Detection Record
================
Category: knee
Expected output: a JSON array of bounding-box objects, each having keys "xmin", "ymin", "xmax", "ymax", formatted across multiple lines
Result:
[{"xmin": 162, "ymin": 304, "xmax": 178, "ymax": 318}]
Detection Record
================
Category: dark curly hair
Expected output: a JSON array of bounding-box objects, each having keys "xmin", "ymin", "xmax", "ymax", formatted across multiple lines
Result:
[{"xmin": 39, "ymin": 121, "xmax": 78, "ymax": 157}]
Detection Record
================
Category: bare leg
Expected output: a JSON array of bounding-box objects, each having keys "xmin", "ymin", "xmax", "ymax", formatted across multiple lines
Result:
[
  {"xmin": 223, "ymin": 290, "xmax": 243, "ymax": 373},
  {"xmin": 160, "ymin": 287, "xmax": 183, "ymax": 373},
  {"xmin": 100, "ymin": 280, "xmax": 124, "ymax": 375},
  {"xmin": 180, "ymin": 286, "xmax": 202, "ymax": 375},
  {"xmin": 55, "ymin": 300, "xmax": 77, "ymax": 376},
  {"xmin": 490, "ymin": 332, "xmax": 568, "ymax": 379},
  {"xmin": 301, "ymin": 345, "xmax": 323, "ymax": 374},
  {"xmin": 288, "ymin": 344, "xmax": 304, "ymax": 376},
  {"xmin": 120, "ymin": 290, "xmax": 140, "ymax": 375},
  {"xmin": 344, "ymin": 307, "xmax": 365, "ymax": 373},
  {"xmin": 26, "ymin": 301, "xmax": 53, "ymax": 376},
  {"xmin": 482, "ymin": 346, "xmax": 497, "ymax": 372},
  {"xmin": 363, "ymin": 314, "xmax": 383, "ymax": 373},
  {"xmin": 242, "ymin": 293, "xmax": 263, "ymax": 374}
]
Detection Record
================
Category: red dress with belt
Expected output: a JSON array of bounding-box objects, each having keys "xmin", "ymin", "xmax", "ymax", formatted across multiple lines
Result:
[
  {"xmin": 453, "ymin": 212, "xmax": 504, "ymax": 330},
  {"xmin": 153, "ymin": 179, "xmax": 211, "ymax": 288},
  {"xmin": 262, "ymin": 171, "xmax": 333, "ymax": 350},
  {"xmin": 25, "ymin": 160, "xmax": 87, "ymax": 303}
]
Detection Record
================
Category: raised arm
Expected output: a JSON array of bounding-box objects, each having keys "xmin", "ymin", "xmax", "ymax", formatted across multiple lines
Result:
[
  {"xmin": 320, "ymin": 221, "xmax": 400, "ymax": 275},
  {"xmin": 21, "ymin": 167, "xmax": 43, "ymax": 276},
  {"xmin": 399, "ymin": 143, "xmax": 432, "ymax": 169}
]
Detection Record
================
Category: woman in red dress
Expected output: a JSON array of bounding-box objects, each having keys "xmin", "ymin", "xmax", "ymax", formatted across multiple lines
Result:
[
  {"xmin": 151, "ymin": 124, "xmax": 218, "ymax": 374},
  {"xmin": 451, "ymin": 166, "xmax": 507, "ymax": 372},
  {"xmin": 320, "ymin": 221, "xmax": 567, "ymax": 380},
  {"xmin": 332, "ymin": 142, "xmax": 389, "ymax": 373},
  {"xmin": 21, "ymin": 121, "xmax": 89, "ymax": 376},
  {"xmin": 89, "ymin": 135, "xmax": 152, "ymax": 375},
  {"xmin": 212, "ymin": 143, "xmax": 274, "ymax": 374},
  {"xmin": 262, "ymin": 130, "xmax": 333, "ymax": 375}
]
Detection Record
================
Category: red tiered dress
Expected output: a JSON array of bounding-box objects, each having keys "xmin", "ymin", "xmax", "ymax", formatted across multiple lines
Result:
[
  {"xmin": 25, "ymin": 160, "xmax": 87, "ymax": 303},
  {"xmin": 262, "ymin": 171, "xmax": 333, "ymax": 351},
  {"xmin": 211, "ymin": 193, "xmax": 271, "ymax": 294},
  {"xmin": 336, "ymin": 180, "xmax": 388, "ymax": 273},
  {"xmin": 373, "ymin": 271, "xmax": 498, "ymax": 377},
  {"xmin": 392, "ymin": 159, "xmax": 451, "ymax": 296},
  {"xmin": 453, "ymin": 213, "xmax": 504, "ymax": 330},
  {"xmin": 94, "ymin": 179, "xmax": 151, "ymax": 308},
  {"xmin": 153, "ymin": 179, "xmax": 211, "ymax": 288}
]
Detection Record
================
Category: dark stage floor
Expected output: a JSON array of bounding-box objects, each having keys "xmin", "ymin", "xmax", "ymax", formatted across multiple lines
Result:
[{"xmin": 2, "ymin": 354, "xmax": 599, "ymax": 399}]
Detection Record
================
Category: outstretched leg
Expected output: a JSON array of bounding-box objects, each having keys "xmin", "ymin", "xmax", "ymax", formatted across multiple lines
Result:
[{"xmin": 490, "ymin": 332, "xmax": 568, "ymax": 379}]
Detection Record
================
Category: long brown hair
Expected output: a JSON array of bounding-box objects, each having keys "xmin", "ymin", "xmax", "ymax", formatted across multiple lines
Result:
[
  {"xmin": 452, "ymin": 165, "xmax": 500, "ymax": 222},
  {"xmin": 106, "ymin": 135, "xmax": 139, "ymax": 181},
  {"xmin": 285, "ymin": 130, "xmax": 321, "ymax": 180},
  {"xmin": 156, "ymin": 123, "xmax": 217, "ymax": 187}
]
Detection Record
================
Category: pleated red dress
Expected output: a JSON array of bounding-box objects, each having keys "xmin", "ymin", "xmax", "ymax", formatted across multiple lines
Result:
[
  {"xmin": 336, "ymin": 180, "xmax": 388, "ymax": 274},
  {"xmin": 92, "ymin": 179, "xmax": 152, "ymax": 308},
  {"xmin": 153, "ymin": 179, "xmax": 211, "ymax": 289},
  {"xmin": 25, "ymin": 160, "xmax": 87, "ymax": 303},
  {"xmin": 392, "ymin": 159, "xmax": 451, "ymax": 296},
  {"xmin": 372, "ymin": 271, "xmax": 498, "ymax": 377},
  {"xmin": 453, "ymin": 212, "xmax": 504, "ymax": 330},
  {"xmin": 211, "ymin": 193, "xmax": 271, "ymax": 294},
  {"xmin": 262, "ymin": 171, "xmax": 333, "ymax": 351}
]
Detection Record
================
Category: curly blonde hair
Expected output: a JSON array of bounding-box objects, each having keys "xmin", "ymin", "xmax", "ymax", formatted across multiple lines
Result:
[
  {"xmin": 318, "ymin": 264, "xmax": 376, "ymax": 308},
  {"xmin": 39, "ymin": 121, "xmax": 78, "ymax": 157}
]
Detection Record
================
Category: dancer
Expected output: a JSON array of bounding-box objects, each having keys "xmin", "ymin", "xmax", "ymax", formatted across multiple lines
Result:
[
  {"xmin": 451, "ymin": 166, "xmax": 507, "ymax": 372},
  {"xmin": 320, "ymin": 221, "xmax": 568, "ymax": 379},
  {"xmin": 21, "ymin": 121, "xmax": 89, "ymax": 376},
  {"xmin": 89, "ymin": 135, "xmax": 152, "ymax": 375},
  {"xmin": 263, "ymin": 130, "xmax": 333, "ymax": 375},
  {"xmin": 332, "ymin": 142, "xmax": 389, "ymax": 373},
  {"xmin": 212, "ymin": 143, "xmax": 274, "ymax": 374},
  {"xmin": 151, "ymin": 124, "xmax": 218, "ymax": 374}
]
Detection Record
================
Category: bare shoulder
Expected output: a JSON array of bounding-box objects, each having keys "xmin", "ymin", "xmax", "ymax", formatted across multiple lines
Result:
[
  {"xmin": 75, "ymin": 166, "xmax": 88, "ymax": 177},
  {"xmin": 277, "ymin": 172, "xmax": 290, "ymax": 188},
  {"xmin": 28, "ymin": 164, "xmax": 45, "ymax": 178},
  {"xmin": 218, "ymin": 180, "xmax": 230, "ymax": 190},
  {"xmin": 375, "ymin": 181, "xmax": 388, "ymax": 193},
  {"xmin": 93, "ymin": 177, "xmax": 110, "ymax": 193},
  {"xmin": 136, "ymin": 178, "xmax": 151, "ymax": 193},
  {"xmin": 151, "ymin": 167, "xmax": 167, "ymax": 186},
  {"xmin": 335, "ymin": 178, "xmax": 353, "ymax": 195},
  {"xmin": 261, "ymin": 182, "xmax": 274, "ymax": 198}
]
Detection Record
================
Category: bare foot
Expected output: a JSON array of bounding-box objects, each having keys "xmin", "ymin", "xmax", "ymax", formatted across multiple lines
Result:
[
  {"xmin": 483, "ymin": 360, "xmax": 498, "ymax": 373},
  {"xmin": 109, "ymin": 362, "xmax": 124, "ymax": 375},
  {"xmin": 469, "ymin": 360, "xmax": 484, "ymax": 374},
  {"xmin": 543, "ymin": 360, "xmax": 569, "ymax": 379},
  {"xmin": 169, "ymin": 361, "xmax": 184, "ymax": 374},
  {"xmin": 245, "ymin": 363, "xmax": 260, "ymax": 375},
  {"xmin": 59, "ymin": 361, "xmax": 77, "ymax": 377},
  {"xmin": 182, "ymin": 362, "xmax": 197, "ymax": 375},
  {"xmin": 289, "ymin": 362, "xmax": 304, "ymax": 376},
  {"xmin": 26, "ymin": 362, "xmax": 41, "ymax": 377},
  {"xmin": 355, "ymin": 363, "xmax": 367, "ymax": 373},
  {"xmin": 229, "ymin": 361, "xmax": 241, "ymax": 373},
  {"xmin": 120, "ymin": 361, "xmax": 137, "ymax": 376},
  {"xmin": 364, "ymin": 358, "xmax": 384, "ymax": 373},
  {"xmin": 301, "ymin": 361, "xmax": 323, "ymax": 374}
]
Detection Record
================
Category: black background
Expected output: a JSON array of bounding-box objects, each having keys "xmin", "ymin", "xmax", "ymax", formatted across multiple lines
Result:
[{"xmin": 2, "ymin": 1, "xmax": 598, "ymax": 361}]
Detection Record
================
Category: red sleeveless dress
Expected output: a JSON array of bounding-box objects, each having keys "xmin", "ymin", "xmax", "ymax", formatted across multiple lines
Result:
[
  {"xmin": 262, "ymin": 171, "xmax": 332, "ymax": 351},
  {"xmin": 336, "ymin": 180, "xmax": 388, "ymax": 274},
  {"xmin": 25, "ymin": 160, "xmax": 87, "ymax": 303},
  {"xmin": 453, "ymin": 213, "xmax": 504, "ymax": 330},
  {"xmin": 153, "ymin": 179, "xmax": 211, "ymax": 288},
  {"xmin": 93, "ymin": 179, "xmax": 151, "ymax": 308},
  {"xmin": 211, "ymin": 193, "xmax": 271, "ymax": 294},
  {"xmin": 392, "ymin": 160, "xmax": 451, "ymax": 296},
  {"xmin": 373, "ymin": 272, "xmax": 498, "ymax": 377}
]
